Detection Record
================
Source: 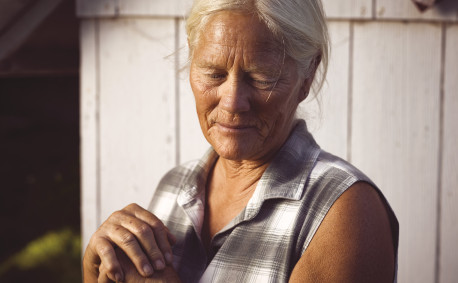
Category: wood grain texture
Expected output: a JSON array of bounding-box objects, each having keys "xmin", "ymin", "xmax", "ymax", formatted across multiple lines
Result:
[
  {"xmin": 440, "ymin": 24, "xmax": 458, "ymax": 283},
  {"xmin": 76, "ymin": 0, "xmax": 458, "ymax": 21},
  {"xmin": 98, "ymin": 19, "xmax": 176, "ymax": 220},
  {"xmin": 80, "ymin": 19, "xmax": 98, "ymax": 250},
  {"xmin": 77, "ymin": 0, "xmax": 378, "ymax": 20},
  {"xmin": 322, "ymin": 0, "xmax": 372, "ymax": 19},
  {"xmin": 77, "ymin": 0, "xmax": 193, "ymax": 17},
  {"xmin": 178, "ymin": 19, "xmax": 210, "ymax": 163},
  {"xmin": 351, "ymin": 22, "xmax": 442, "ymax": 283},
  {"xmin": 376, "ymin": 0, "xmax": 458, "ymax": 21},
  {"xmin": 298, "ymin": 21, "xmax": 350, "ymax": 160}
]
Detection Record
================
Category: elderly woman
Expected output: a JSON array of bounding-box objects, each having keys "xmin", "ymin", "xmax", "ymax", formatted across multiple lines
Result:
[{"xmin": 83, "ymin": 0, "xmax": 399, "ymax": 282}]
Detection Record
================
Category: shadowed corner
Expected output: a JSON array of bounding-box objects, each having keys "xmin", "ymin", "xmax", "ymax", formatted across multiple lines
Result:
[
  {"xmin": 412, "ymin": 0, "xmax": 458, "ymax": 15},
  {"xmin": 0, "ymin": 0, "xmax": 81, "ymax": 282},
  {"xmin": 0, "ymin": 229, "xmax": 81, "ymax": 282},
  {"xmin": 411, "ymin": 0, "xmax": 441, "ymax": 12}
]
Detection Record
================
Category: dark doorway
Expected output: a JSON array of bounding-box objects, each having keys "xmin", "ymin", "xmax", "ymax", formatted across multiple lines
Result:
[{"xmin": 0, "ymin": 0, "xmax": 81, "ymax": 282}]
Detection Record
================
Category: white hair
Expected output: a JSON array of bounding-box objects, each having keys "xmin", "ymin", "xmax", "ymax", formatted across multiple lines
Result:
[{"xmin": 186, "ymin": 0, "xmax": 329, "ymax": 94}]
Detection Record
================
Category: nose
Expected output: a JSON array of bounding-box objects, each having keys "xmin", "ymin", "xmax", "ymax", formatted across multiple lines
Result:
[{"xmin": 219, "ymin": 75, "xmax": 250, "ymax": 113}]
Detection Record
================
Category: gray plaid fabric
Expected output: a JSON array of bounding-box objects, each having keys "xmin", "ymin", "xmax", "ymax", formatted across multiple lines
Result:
[{"xmin": 148, "ymin": 120, "xmax": 399, "ymax": 283}]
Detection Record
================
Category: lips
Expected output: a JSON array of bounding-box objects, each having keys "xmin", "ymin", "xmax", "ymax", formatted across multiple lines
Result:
[
  {"xmin": 211, "ymin": 121, "xmax": 258, "ymax": 135},
  {"xmin": 216, "ymin": 122, "xmax": 254, "ymax": 129}
]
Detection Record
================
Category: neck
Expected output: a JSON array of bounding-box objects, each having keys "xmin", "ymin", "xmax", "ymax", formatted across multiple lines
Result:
[{"xmin": 210, "ymin": 157, "xmax": 270, "ymax": 199}]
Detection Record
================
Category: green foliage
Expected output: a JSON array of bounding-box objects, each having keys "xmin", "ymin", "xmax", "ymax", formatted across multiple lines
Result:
[{"xmin": 0, "ymin": 228, "xmax": 82, "ymax": 283}]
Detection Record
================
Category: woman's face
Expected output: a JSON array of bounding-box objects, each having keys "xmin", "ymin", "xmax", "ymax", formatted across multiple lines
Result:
[{"xmin": 190, "ymin": 11, "xmax": 309, "ymax": 162}]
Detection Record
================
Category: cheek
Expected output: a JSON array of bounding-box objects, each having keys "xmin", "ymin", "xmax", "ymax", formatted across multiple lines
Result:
[
  {"xmin": 190, "ymin": 74, "xmax": 218, "ymax": 123},
  {"xmin": 257, "ymin": 88, "xmax": 300, "ymax": 130},
  {"xmin": 261, "ymin": 87, "xmax": 299, "ymax": 114}
]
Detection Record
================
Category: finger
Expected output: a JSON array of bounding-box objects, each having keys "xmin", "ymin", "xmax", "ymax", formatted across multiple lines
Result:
[
  {"xmin": 150, "ymin": 222, "xmax": 174, "ymax": 265},
  {"xmin": 98, "ymin": 263, "xmax": 115, "ymax": 283},
  {"xmin": 118, "ymin": 214, "xmax": 167, "ymax": 270},
  {"xmin": 97, "ymin": 269, "xmax": 118, "ymax": 283},
  {"xmin": 116, "ymin": 213, "xmax": 167, "ymax": 270},
  {"xmin": 93, "ymin": 237, "xmax": 125, "ymax": 282},
  {"xmin": 124, "ymin": 204, "xmax": 175, "ymax": 245},
  {"xmin": 108, "ymin": 224, "xmax": 155, "ymax": 277},
  {"xmin": 125, "ymin": 205, "xmax": 175, "ymax": 265}
]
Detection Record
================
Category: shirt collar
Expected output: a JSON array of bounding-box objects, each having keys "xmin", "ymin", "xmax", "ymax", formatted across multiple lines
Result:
[{"xmin": 244, "ymin": 119, "xmax": 321, "ymax": 218}]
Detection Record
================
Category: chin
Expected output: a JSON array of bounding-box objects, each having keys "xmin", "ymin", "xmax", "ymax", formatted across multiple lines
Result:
[{"xmin": 212, "ymin": 142, "xmax": 256, "ymax": 161}]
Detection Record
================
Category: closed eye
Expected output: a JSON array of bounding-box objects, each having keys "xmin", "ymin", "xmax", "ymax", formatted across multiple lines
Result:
[
  {"xmin": 209, "ymin": 73, "xmax": 226, "ymax": 79},
  {"xmin": 251, "ymin": 78, "xmax": 276, "ymax": 90},
  {"xmin": 254, "ymin": 80, "xmax": 274, "ymax": 85}
]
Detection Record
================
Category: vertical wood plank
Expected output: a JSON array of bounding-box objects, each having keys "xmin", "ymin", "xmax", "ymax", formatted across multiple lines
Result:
[
  {"xmin": 299, "ymin": 21, "xmax": 350, "ymax": 160},
  {"xmin": 77, "ymin": 0, "xmax": 193, "ymax": 17},
  {"xmin": 178, "ymin": 19, "xmax": 210, "ymax": 163},
  {"xmin": 376, "ymin": 0, "xmax": 458, "ymax": 21},
  {"xmin": 440, "ymin": 24, "xmax": 458, "ymax": 283},
  {"xmin": 321, "ymin": 0, "xmax": 372, "ymax": 19},
  {"xmin": 80, "ymin": 19, "xmax": 98, "ymax": 250},
  {"xmin": 351, "ymin": 22, "xmax": 442, "ymax": 283},
  {"xmin": 98, "ymin": 18, "xmax": 176, "ymax": 220}
]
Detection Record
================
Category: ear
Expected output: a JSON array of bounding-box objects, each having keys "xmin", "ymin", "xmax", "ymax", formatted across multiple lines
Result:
[{"xmin": 298, "ymin": 54, "xmax": 322, "ymax": 103}]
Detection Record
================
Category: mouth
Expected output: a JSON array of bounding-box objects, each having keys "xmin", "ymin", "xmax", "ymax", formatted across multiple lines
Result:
[
  {"xmin": 216, "ymin": 122, "xmax": 254, "ymax": 129},
  {"xmin": 212, "ymin": 121, "xmax": 257, "ymax": 133}
]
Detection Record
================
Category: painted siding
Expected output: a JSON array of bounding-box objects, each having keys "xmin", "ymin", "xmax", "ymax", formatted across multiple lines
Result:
[
  {"xmin": 321, "ymin": 0, "xmax": 372, "ymax": 19},
  {"xmin": 80, "ymin": 19, "xmax": 98, "ymax": 250},
  {"xmin": 77, "ymin": 0, "xmax": 193, "ymax": 17},
  {"xmin": 375, "ymin": 0, "xmax": 458, "ymax": 21},
  {"xmin": 440, "ymin": 24, "xmax": 458, "ymax": 283},
  {"xmin": 177, "ymin": 19, "xmax": 209, "ymax": 163},
  {"xmin": 299, "ymin": 21, "xmax": 351, "ymax": 160},
  {"xmin": 351, "ymin": 22, "xmax": 442, "ymax": 283},
  {"xmin": 97, "ymin": 18, "xmax": 177, "ymax": 221}
]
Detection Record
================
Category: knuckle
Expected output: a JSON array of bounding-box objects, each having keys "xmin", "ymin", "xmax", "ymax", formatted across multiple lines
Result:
[
  {"xmin": 152, "ymin": 222, "xmax": 166, "ymax": 233},
  {"xmin": 97, "ymin": 244, "xmax": 113, "ymax": 257},
  {"xmin": 104, "ymin": 261, "xmax": 117, "ymax": 274},
  {"xmin": 148, "ymin": 248, "xmax": 163, "ymax": 260},
  {"xmin": 135, "ymin": 224, "xmax": 152, "ymax": 236},
  {"xmin": 88, "ymin": 235, "xmax": 97, "ymax": 248},
  {"xmin": 125, "ymin": 203, "xmax": 139, "ymax": 210},
  {"xmin": 120, "ymin": 232, "xmax": 137, "ymax": 246},
  {"xmin": 110, "ymin": 210, "xmax": 124, "ymax": 219}
]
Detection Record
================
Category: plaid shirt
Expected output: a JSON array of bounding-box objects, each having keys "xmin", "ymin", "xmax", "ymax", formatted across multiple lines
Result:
[{"xmin": 148, "ymin": 120, "xmax": 399, "ymax": 283}]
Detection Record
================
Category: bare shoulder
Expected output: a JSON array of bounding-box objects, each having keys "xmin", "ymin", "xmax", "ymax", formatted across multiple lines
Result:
[{"xmin": 289, "ymin": 182, "xmax": 395, "ymax": 283}]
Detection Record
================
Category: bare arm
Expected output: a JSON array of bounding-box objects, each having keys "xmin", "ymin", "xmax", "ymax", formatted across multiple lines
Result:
[{"xmin": 289, "ymin": 182, "xmax": 395, "ymax": 283}]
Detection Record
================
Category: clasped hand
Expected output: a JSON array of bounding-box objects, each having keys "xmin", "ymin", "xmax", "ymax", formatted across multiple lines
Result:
[{"xmin": 83, "ymin": 203, "xmax": 179, "ymax": 282}]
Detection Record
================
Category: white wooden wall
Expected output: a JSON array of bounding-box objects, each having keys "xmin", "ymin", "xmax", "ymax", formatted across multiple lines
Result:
[{"xmin": 78, "ymin": 1, "xmax": 458, "ymax": 282}]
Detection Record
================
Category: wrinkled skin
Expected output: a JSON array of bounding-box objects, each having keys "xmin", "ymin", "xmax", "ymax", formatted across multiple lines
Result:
[
  {"xmin": 82, "ymin": 203, "xmax": 177, "ymax": 282},
  {"xmin": 190, "ymin": 12, "xmax": 310, "ymax": 164},
  {"xmin": 97, "ymin": 249, "xmax": 180, "ymax": 283}
]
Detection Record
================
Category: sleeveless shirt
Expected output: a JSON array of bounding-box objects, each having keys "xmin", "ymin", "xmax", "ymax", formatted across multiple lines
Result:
[{"xmin": 148, "ymin": 120, "xmax": 399, "ymax": 282}]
